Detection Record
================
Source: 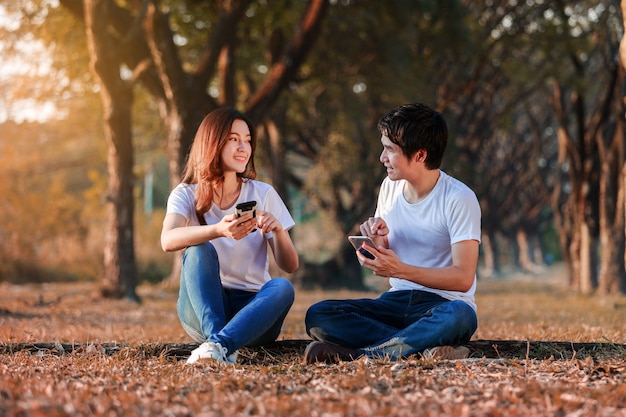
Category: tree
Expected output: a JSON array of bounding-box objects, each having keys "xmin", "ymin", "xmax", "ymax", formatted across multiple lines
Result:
[
  {"xmin": 547, "ymin": 1, "xmax": 625, "ymax": 294},
  {"xmin": 433, "ymin": 0, "xmax": 626, "ymax": 295},
  {"xmin": 53, "ymin": 0, "xmax": 328, "ymax": 296}
]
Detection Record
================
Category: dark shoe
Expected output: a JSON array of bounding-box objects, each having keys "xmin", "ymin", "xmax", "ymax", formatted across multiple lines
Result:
[
  {"xmin": 422, "ymin": 345, "xmax": 470, "ymax": 361},
  {"xmin": 303, "ymin": 341, "xmax": 358, "ymax": 364}
]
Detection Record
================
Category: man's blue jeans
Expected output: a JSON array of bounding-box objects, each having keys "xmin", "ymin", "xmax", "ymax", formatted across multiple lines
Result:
[
  {"xmin": 177, "ymin": 242, "xmax": 294, "ymax": 356},
  {"xmin": 305, "ymin": 290, "xmax": 477, "ymax": 360}
]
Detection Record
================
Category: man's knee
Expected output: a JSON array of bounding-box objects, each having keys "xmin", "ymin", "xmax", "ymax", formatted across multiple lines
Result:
[
  {"xmin": 445, "ymin": 300, "xmax": 478, "ymax": 335},
  {"xmin": 305, "ymin": 300, "xmax": 336, "ymax": 329}
]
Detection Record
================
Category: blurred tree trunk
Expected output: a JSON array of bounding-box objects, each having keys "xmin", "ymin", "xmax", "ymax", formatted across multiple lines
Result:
[
  {"xmin": 84, "ymin": 0, "xmax": 138, "ymax": 301},
  {"xmin": 599, "ymin": 0, "xmax": 626, "ymax": 293},
  {"xmin": 598, "ymin": 42, "xmax": 626, "ymax": 294},
  {"xmin": 551, "ymin": 81, "xmax": 597, "ymax": 294},
  {"xmin": 516, "ymin": 228, "xmax": 542, "ymax": 274},
  {"xmin": 480, "ymin": 232, "xmax": 495, "ymax": 278},
  {"xmin": 551, "ymin": 30, "xmax": 625, "ymax": 295}
]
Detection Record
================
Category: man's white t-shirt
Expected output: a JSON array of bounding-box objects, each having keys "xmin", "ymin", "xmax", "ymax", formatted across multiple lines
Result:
[
  {"xmin": 374, "ymin": 170, "xmax": 481, "ymax": 311},
  {"xmin": 166, "ymin": 179, "xmax": 295, "ymax": 292}
]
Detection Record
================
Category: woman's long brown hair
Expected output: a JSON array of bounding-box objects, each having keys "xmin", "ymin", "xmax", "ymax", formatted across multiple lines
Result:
[{"xmin": 180, "ymin": 107, "xmax": 257, "ymax": 215}]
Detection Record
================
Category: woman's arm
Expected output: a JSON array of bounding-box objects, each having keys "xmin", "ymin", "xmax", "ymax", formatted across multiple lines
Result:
[
  {"xmin": 257, "ymin": 211, "xmax": 299, "ymax": 273},
  {"xmin": 160, "ymin": 211, "xmax": 256, "ymax": 252}
]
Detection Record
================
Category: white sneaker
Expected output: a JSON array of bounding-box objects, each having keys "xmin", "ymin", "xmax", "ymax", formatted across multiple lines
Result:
[{"xmin": 186, "ymin": 341, "xmax": 234, "ymax": 365}]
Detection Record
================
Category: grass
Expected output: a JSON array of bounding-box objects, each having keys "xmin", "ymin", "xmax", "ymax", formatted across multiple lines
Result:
[{"xmin": 0, "ymin": 263, "xmax": 625, "ymax": 416}]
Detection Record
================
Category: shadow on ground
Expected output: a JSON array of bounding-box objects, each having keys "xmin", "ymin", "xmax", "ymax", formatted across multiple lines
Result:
[{"xmin": 2, "ymin": 339, "xmax": 624, "ymax": 365}]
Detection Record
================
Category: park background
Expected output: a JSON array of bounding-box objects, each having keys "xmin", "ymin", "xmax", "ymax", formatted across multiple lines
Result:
[
  {"xmin": 1, "ymin": 1, "xmax": 626, "ymax": 299},
  {"xmin": 1, "ymin": 2, "xmax": 625, "ymax": 416}
]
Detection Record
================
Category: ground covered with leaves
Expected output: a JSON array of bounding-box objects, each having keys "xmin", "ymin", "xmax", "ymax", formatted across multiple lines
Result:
[{"xmin": 1, "ymin": 265, "xmax": 625, "ymax": 416}]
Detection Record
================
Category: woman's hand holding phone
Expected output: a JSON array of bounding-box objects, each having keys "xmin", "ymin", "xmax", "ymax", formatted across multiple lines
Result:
[
  {"xmin": 236, "ymin": 201, "xmax": 257, "ymax": 231},
  {"xmin": 218, "ymin": 201, "xmax": 257, "ymax": 240}
]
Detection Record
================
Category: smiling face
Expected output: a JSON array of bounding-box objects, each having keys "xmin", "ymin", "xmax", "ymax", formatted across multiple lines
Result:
[
  {"xmin": 380, "ymin": 135, "xmax": 415, "ymax": 181},
  {"xmin": 220, "ymin": 119, "xmax": 252, "ymax": 174}
]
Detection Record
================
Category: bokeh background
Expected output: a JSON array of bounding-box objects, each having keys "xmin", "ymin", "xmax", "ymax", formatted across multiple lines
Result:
[{"xmin": 1, "ymin": 1, "xmax": 625, "ymax": 300}]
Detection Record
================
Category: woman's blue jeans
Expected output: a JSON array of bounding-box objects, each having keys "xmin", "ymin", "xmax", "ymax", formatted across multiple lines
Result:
[
  {"xmin": 177, "ymin": 242, "xmax": 295, "ymax": 356},
  {"xmin": 305, "ymin": 290, "xmax": 477, "ymax": 360}
]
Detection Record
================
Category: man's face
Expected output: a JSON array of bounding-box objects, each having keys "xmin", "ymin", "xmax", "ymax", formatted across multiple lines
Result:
[{"xmin": 379, "ymin": 135, "xmax": 412, "ymax": 181}]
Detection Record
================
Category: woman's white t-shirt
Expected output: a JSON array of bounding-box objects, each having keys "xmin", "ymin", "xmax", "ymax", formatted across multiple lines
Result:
[
  {"xmin": 374, "ymin": 170, "xmax": 481, "ymax": 311},
  {"xmin": 166, "ymin": 179, "xmax": 295, "ymax": 291}
]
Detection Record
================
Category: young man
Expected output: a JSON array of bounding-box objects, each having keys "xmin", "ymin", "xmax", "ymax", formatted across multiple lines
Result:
[{"xmin": 304, "ymin": 103, "xmax": 481, "ymax": 363}]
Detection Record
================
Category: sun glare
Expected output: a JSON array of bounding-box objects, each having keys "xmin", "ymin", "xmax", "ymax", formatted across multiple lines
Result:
[{"xmin": 0, "ymin": 5, "xmax": 63, "ymax": 124}]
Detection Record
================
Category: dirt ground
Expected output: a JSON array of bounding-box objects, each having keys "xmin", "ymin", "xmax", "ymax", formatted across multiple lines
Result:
[{"xmin": 0, "ymin": 264, "xmax": 625, "ymax": 416}]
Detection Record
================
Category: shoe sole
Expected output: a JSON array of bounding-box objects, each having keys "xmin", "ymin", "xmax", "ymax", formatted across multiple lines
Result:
[{"xmin": 424, "ymin": 346, "xmax": 470, "ymax": 360}]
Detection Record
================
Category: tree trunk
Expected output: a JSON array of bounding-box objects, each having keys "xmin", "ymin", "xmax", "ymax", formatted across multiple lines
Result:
[
  {"xmin": 578, "ymin": 221, "xmax": 592, "ymax": 294},
  {"xmin": 516, "ymin": 228, "xmax": 531, "ymax": 272},
  {"xmin": 516, "ymin": 228, "xmax": 543, "ymax": 274},
  {"xmin": 85, "ymin": 0, "xmax": 138, "ymax": 301},
  {"xmin": 597, "ymin": 64, "xmax": 626, "ymax": 294},
  {"xmin": 551, "ymin": 78, "xmax": 599, "ymax": 295},
  {"xmin": 259, "ymin": 119, "xmax": 288, "ymax": 202},
  {"xmin": 480, "ymin": 231, "xmax": 494, "ymax": 278}
]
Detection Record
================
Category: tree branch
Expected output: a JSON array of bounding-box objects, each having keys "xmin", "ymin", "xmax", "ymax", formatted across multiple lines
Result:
[{"xmin": 245, "ymin": 0, "xmax": 328, "ymax": 124}]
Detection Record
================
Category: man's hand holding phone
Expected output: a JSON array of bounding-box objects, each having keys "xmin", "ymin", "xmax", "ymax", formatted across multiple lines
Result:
[
  {"xmin": 349, "ymin": 233, "xmax": 398, "ymax": 277},
  {"xmin": 348, "ymin": 236, "xmax": 377, "ymax": 260}
]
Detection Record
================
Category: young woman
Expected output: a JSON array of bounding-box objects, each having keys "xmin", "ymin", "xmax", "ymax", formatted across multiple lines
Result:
[{"xmin": 161, "ymin": 107, "xmax": 299, "ymax": 364}]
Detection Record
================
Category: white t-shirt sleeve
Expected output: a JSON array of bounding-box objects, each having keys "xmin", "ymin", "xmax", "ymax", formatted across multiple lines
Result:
[
  {"xmin": 446, "ymin": 187, "xmax": 482, "ymax": 245},
  {"xmin": 260, "ymin": 186, "xmax": 296, "ymax": 240},
  {"xmin": 166, "ymin": 183, "xmax": 196, "ymax": 223}
]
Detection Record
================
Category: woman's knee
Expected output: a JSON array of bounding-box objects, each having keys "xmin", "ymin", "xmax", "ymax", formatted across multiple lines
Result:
[
  {"xmin": 264, "ymin": 277, "xmax": 295, "ymax": 305},
  {"xmin": 182, "ymin": 243, "xmax": 220, "ymax": 278},
  {"xmin": 183, "ymin": 241, "xmax": 218, "ymax": 262}
]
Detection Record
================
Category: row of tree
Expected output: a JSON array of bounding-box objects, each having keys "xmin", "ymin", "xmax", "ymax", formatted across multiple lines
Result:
[{"xmin": 2, "ymin": 0, "xmax": 625, "ymax": 296}]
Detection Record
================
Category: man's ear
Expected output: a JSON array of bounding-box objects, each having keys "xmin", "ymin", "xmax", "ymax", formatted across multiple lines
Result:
[{"xmin": 414, "ymin": 149, "xmax": 427, "ymax": 163}]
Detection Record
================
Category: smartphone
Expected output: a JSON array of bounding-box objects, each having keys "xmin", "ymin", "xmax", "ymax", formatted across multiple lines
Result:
[
  {"xmin": 236, "ymin": 200, "xmax": 257, "ymax": 218},
  {"xmin": 348, "ymin": 235, "xmax": 376, "ymax": 260},
  {"xmin": 236, "ymin": 200, "xmax": 257, "ymax": 231}
]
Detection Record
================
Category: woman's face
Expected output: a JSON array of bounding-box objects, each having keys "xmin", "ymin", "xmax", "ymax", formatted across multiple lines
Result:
[{"xmin": 220, "ymin": 119, "xmax": 252, "ymax": 173}]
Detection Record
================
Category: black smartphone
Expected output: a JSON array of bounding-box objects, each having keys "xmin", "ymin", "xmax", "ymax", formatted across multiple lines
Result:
[
  {"xmin": 348, "ymin": 236, "xmax": 376, "ymax": 260},
  {"xmin": 236, "ymin": 200, "xmax": 257, "ymax": 218},
  {"xmin": 236, "ymin": 200, "xmax": 257, "ymax": 231}
]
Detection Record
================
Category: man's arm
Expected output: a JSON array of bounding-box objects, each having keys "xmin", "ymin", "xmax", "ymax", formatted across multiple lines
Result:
[{"xmin": 358, "ymin": 239, "xmax": 479, "ymax": 292}]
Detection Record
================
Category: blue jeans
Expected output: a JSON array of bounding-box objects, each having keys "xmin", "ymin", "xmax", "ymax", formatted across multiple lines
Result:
[
  {"xmin": 177, "ymin": 242, "xmax": 295, "ymax": 356},
  {"xmin": 305, "ymin": 290, "xmax": 477, "ymax": 360}
]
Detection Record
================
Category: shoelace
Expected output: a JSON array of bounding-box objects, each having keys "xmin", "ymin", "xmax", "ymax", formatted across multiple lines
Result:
[{"xmin": 219, "ymin": 345, "xmax": 229, "ymax": 361}]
